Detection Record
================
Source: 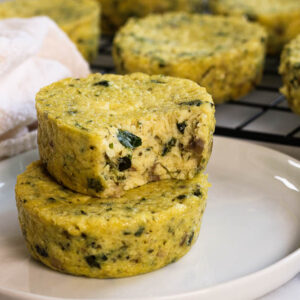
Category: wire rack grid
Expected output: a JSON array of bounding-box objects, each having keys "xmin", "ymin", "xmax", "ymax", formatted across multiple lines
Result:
[{"xmin": 91, "ymin": 37, "xmax": 300, "ymax": 147}]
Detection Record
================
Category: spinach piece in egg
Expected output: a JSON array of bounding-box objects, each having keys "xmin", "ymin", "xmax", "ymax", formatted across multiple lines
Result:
[
  {"xmin": 162, "ymin": 137, "xmax": 177, "ymax": 156},
  {"xmin": 87, "ymin": 177, "xmax": 103, "ymax": 192},
  {"xmin": 93, "ymin": 80, "xmax": 110, "ymax": 87},
  {"xmin": 117, "ymin": 130, "xmax": 142, "ymax": 149},
  {"xmin": 118, "ymin": 155, "xmax": 132, "ymax": 171},
  {"xmin": 179, "ymin": 100, "xmax": 204, "ymax": 106},
  {"xmin": 176, "ymin": 121, "xmax": 187, "ymax": 134},
  {"xmin": 179, "ymin": 99, "xmax": 214, "ymax": 107}
]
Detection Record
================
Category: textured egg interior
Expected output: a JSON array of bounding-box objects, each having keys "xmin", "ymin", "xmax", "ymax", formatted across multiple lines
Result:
[{"xmin": 36, "ymin": 73, "xmax": 215, "ymax": 197}]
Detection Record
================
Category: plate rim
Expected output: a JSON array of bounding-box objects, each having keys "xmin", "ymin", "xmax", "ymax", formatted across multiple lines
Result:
[
  {"xmin": 0, "ymin": 249, "xmax": 299, "ymax": 300},
  {"xmin": 0, "ymin": 136, "xmax": 299, "ymax": 300}
]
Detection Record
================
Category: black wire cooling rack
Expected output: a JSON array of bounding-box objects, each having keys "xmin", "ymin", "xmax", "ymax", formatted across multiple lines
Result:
[{"xmin": 91, "ymin": 37, "xmax": 300, "ymax": 147}]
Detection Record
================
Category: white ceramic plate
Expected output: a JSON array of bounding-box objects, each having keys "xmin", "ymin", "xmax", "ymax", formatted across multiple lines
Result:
[{"xmin": 0, "ymin": 137, "xmax": 299, "ymax": 300}]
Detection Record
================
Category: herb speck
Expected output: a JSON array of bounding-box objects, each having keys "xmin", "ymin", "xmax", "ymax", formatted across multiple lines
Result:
[
  {"xmin": 134, "ymin": 226, "xmax": 145, "ymax": 237},
  {"xmin": 35, "ymin": 245, "xmax": 48, "ymax": 257},
  {"xmin": 117, "ymin": 129, "xmax": 142, "ymax": 149},
  {"xmin": 85, "ymin": 255, "xmax": 101, "ymax": 269},
  {"xmin": 118, "ymin": 155, "xmax": 132, "ymax": 171},
  {"xmin": 87, "ymin": 178, "xmax": 103, "ymax": 192},
  {"xmin": 176, "ymin": 121, "xmax": 187, "ymax": 134},
  {"xmin": 93, "ymin": 80, "xmax": 110, "ymax": 87},
  {"xmin": 162, "ymin": 137, "xmax": 177, "ymax": 156}
]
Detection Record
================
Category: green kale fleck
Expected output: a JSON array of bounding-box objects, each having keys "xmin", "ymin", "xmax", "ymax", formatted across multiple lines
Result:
[
  {"xmin": 152, "ymin": 56, "xmax": 166, "ymax": 68},
  {"xmin": 179, "ymin": 100, "xmax": 204, "ymax": 106},
  {"xmin": 162, "ymin": 137, "xmax": 177, "ymax": 156},
  {"xmin": 85, "ymin": 255, "xmax": 101, "ymax": 269},
  {"xmin": 100, "ymin": 254, "xmax": 108, "ymax": 261},
  {"xmin": 216, "ymin": 31, "xmax": 227, "ymax": 36},
  {"xmin": 134, "ymin": 226, "xmax": 145, "ymax": 237},
  {"xmin": 130, "ymin": 33, "xmax": 155, "ymax": 44},
  {"xmin": 245, "ymin": 13, "xmax": 257, "ymax": 21},
  {"xmin": 74, "ymin": 121, "xmax": 88, "ymax": 131},
  {"xmin": 193, "ymin": 188, "xmax": 202, "ymax": 197},
  {"xmin": 35, "ymin": 245, "xmax": 48, "ymax": 258},
  {"xmin": 47, "ymin": 197, "xmax": 56, "ymax": 203},
  {"xmin": 85, "ymin": 254, "xmax": 108, "ymax": 269},
  {"xmin": 176, "ymin": 121, "xmax": 187, "ymax": 134},
  {"xmin": 87, "ymin": 177, "xmax": 103, "ymax": 192},
  {"xmin": 151, "ymin": 79, "xmax": 166, "ymax": 84},
  {"xmin": 62, "ymin": 230, "xmax": 71, "ymax": 239},
  {"xmin": 187, "ymin": 231, "xmax": 195, "ymax": 246},
  {"xmin": 67, "ymin": 110, "xmax": 78, "ymax": 115},
  {"xmin": 93, "ymin": 80, "xmax": 110, "ymax": 87},
  {"xmin": 177, "ymin": 194, "xmax": 186, "ymax": 200},
  {"xmin": 117, "ymin": 129, "xmax": 142, "ymax": 149},
  {"xmin": 118, "ymin": 155, "xmax": 132, "ymax": 171}
]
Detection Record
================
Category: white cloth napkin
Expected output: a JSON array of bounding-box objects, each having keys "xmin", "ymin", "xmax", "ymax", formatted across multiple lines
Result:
[{"xmin": 0, "ymin": 16, "xmax": 90, "ymax": 160}]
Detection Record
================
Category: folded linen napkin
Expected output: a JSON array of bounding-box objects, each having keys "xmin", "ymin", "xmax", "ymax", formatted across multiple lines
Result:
[{"xmin": 0, "ymin": 16, "xmax": 90, "ymax": 160}]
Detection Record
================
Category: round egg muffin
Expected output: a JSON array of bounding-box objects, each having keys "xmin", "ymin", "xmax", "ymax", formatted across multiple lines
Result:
[
  {"xmin": 113, "ymin": 13, "xmax": 267, "ymax": 104},
  {"xmin": 16, "ymin": 161, "xmax": 208, "ymax": 278},
  {"xmin": 209, "ymin": 0, "xmax": 300, "ymax": 54},
  {"xmin": 98, "ymin": 0, "xmax": 202, "ymax": 35},
  {"xmin": 36, "ymin": 72, "xmax": 215, "ymax": 198},
  {"xmin": 0, "ymin": 0, "xmax": 100, "ymax": 62},
  {"xmin": 279, "ymin": 34, "xmax": 300, "ymax": 114}
]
